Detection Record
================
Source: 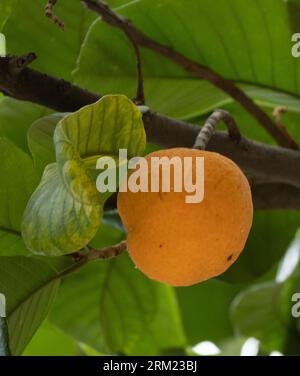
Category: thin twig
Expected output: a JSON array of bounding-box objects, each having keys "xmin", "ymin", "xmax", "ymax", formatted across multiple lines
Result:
[
  {"xmin": 83, "ymin": 0, "xmax": 145, "ymax": 104},
  {"xmin": 273, "ymin": 106, "xmax": 299, "ymax": 150},
  {"xmin": 87, "ymin": 240, "xmax": 127, "ymax": 261},
  {"xmin": 194, "ymin": 110, "xmax": 241, "ymax": 150},
  {"xmin": 131, "ymin": 41, "xmax": 145, "ymax": 105},
  {"xmin": 82, "ymin": 0, "xmax": 295, "ymax": 149},
  {"xmin": 60, "ymin": 240, "xmax": 127, "ymax": 279},
  {"xmin": 72, "ymin": 240, "xmax": 127, "ymax": 263},
  {"xmin": 45, "ymin": 0, "xmax": 65, "ymax": 30}
]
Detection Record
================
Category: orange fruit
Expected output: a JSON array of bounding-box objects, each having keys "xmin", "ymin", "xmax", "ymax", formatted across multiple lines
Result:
[{"xmin": 117, "ymin": 148, "xmax": 253, "ymax": 286}]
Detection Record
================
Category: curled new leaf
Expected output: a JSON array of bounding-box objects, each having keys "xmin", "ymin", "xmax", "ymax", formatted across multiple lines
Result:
[{"xmin": 22, "ymin": 95, "xmax": 146, "ymax": 256}]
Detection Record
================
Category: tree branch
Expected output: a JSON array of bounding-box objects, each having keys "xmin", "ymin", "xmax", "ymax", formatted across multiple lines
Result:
[
  {"xmin": 252, "ymin": 184, "xmax": 300, "ymax": 210},
  {"xmin": 1, "ymin": 55, "xmax": 300, "ymax": 189},
  {"xmin": 82, "ymin": 0, "xmax": 297, "ymax": 150},
  {"xmin": 104, "ymin": 184, "xmax": 300, "ymax": 211}
]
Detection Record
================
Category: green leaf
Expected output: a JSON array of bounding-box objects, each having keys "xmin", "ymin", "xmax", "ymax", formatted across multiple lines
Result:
[
  {"xmin": 223, "ymin": 211, "xmax": 300, "ymax": 282},
  {"xmin": 0, "ymin": 98, "xmax": 49, "ymax": 153},
  {"xmin": 50, "ymin": 253, "xmax": 186, "ymax": 355},
  {"xmin": 0, "ymin": 0, "xmax": 15, "ymax": 30},
  {"xmin": 176, "ymin": 279, "xmax": 243, "ymax": 346},
  {"xmin": 0, "ymin": 318, "xmax": 11, "ymax": 356},
  {"xmin": 75, "ymin": 0, "xmax": 300, "ymax": 133},
  {"xmin": 23, "ymin": 320, "xmax": 79, "ymax": 356},
  {"xmin": 50, "ymin": 223, "xmax": 185, "ymax": 355},
  {"xmin": 231, "ymin": 233, "xmax": 300, "ymax": 354},
  {"xmin": 22, "ymin": 162, "xmax": 103, "ymax": 256},
  {"xmin": 0, "ymin": 138, "xmax": 39, "ymax": 256},
  {"xmin": 3, "ymin": 0, "xmax": 95, "ymax": 80},
  {"xmin": 0, "ymin": 230, "xmax": 28, "ymax": 257},
  {"xmin": 22, "ymin": 95, "xmax": 146, "ymax": 256},
  {"xmin": 0, "ymin": 257, "xmax": 61, "ymax": 355},
  {"xmin": 28, "ymin": 113, "xmax": 66, "ymax": 176},
  {"xmin": 0, "ymin": 139, "xmax": 38, "ymax": 232}
]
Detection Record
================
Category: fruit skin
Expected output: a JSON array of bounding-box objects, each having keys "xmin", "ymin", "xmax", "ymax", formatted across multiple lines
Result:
[{"xmin": 118, "ymin": 148, "xmax": 253, "ymax": 286}]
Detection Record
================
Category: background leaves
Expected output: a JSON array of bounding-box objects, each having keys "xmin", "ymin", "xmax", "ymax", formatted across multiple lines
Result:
[
  {"xmin": 0, "ymin": 0, "xmax": 300, "ymax": 356},
  {"xmin": 0, "ymin": 257, "xmax": 62, "ymax": 355},
  {"xmin": 0, "ymin": 318, "xmax": 11, "ymax": 356},
  {"xmin": 231, "ymin": 232, "xmax": 300, "ymax": 354}
]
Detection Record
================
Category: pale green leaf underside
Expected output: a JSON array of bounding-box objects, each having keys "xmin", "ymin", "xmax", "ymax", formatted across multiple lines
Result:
[
  {"xmin": 22, "ymin": 162, "xmax": 103, "ymax": 256},
  {"xmin": 23, "ymin": 95, "xmax": 146, "ymax": 256}
]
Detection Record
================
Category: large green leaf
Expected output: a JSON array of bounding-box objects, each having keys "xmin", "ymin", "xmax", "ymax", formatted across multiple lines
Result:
[
  {"xmin": 50, "ymin": 226, "xmax": 186, "ymax": 355},
  {"xmin": 74, "ymin": 0, "xmax": 300, "ymax": 137},
  {"xmin": 0, "ymin": 231, "xmax": 28, "ymax": 257},
  {"xmin": 50, "ymin": 224, "xmax": 186, "ymax": 355},
  {"xmin": 0, "ymin": 0, "xmax": 14, "ymax": 30},
  {"xmin": 231, "ymin": 232, "xmax": 300, "ymax": 354},
  {"xmin": 114, "ymin": 0, "xmax": 300, "ymax": 95},
  {"xmin": 22, "ymin": 95, "xmax": 146, "ymax": 256},
  {"xmin": 28, "ymin": 114, "xmax": 64, "ymax": 176},
  {"xmin": 0, "ymin": 97, "xmax": 49, "ymax": 153},
  {"xmin": 0, "ymin": 138, "xmax": 39, "ymax": 257},
  {"xmin": 0, "ymin": 257, "xmax": 62, "ymax": 355},
  {"xmin": 23, "ymin": 320, "xmax": 79, "ymax": 356},
  {"xmin": 0, "ymin": 0, "xmax": 95, "ymax": 154},
  {"xmin": 3, "ymin": 0, "xmax": 95, "ymax": 80},
  {"xmin": 223, "ymin": 210, "xmax": 300, "ymax": 282},
  {"xmin": 0, "ymin": 139, "xmax": 39, "ymax": 230},
  {"xmin": 176, "ymin": 279, "xmax": 243, "ymax": 346}
]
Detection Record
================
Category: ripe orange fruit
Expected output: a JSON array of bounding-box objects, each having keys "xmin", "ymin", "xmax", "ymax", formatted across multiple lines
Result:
[{"xmin": 117, "ymin": 148, "xmax": 253, "ymax": 286}]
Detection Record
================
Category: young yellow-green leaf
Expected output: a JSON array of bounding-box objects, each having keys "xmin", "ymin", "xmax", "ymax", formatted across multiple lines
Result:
[
  {"xmin": 54, "ymin": 95, "xmax": 146, "ymax": 165},
  {"xmin": 22, "ymin": 162, "xmax": 103, "ymax": 256},
  {"xmin": 22, "ymin": 95, "xmax": 146, "ymax": 256}
]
